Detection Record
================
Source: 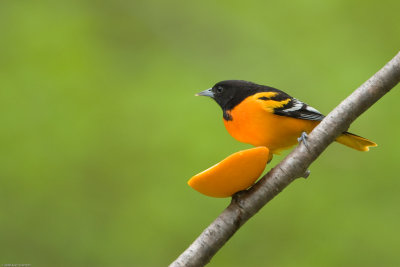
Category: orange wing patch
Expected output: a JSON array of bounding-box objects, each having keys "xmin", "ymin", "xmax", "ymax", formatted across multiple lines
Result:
[{"xmin": 253, "ymin": 92, "xmax": 291, "ymax": 113}]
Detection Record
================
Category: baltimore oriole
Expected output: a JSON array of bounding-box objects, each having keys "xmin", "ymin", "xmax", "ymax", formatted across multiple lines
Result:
[{"xmin": 196, "ymin": 80, "xmax": 377, "ymax": 161}]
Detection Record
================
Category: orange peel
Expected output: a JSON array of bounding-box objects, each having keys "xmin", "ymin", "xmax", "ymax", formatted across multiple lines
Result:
[{"xmin": 188, "ymin": 146, "xmax": 269, "ymax": 197}]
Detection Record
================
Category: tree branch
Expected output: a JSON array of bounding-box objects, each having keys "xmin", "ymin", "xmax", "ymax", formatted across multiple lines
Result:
[{"xmin": 170, "ymin": 52, "xmax": 400, "ymax": 267}]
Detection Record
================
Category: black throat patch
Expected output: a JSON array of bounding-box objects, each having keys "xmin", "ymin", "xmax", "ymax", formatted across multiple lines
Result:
[{"xmin": 223, "ymin": 110, "xmax": 233, "ymax": 121}]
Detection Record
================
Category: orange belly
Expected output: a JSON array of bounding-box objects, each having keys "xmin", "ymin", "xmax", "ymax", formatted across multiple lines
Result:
[{"xmin": 223, "ymin": 97, "xmax": 319, "ymax": 154}]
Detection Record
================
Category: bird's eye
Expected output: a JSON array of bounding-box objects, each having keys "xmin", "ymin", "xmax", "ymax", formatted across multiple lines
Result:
[{"xmin": 216, "ymin": 86, "xmax": 223, "ymax": 93}]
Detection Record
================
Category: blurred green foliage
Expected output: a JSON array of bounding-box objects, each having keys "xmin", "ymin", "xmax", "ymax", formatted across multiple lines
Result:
[{"xmin": 1, "ymin": 1, "xmax": 400, "ymax": 266}]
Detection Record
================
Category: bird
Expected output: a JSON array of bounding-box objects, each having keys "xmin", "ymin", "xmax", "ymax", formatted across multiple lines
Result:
[{"xmin": 196, "ymin": 80, "xmax": 377, "ymax": 161}]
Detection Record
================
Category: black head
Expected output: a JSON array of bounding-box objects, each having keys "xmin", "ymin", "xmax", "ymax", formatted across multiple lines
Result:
[{"xmin": 196, "ymin": 80, "xmax": 283, "ymax": 118}]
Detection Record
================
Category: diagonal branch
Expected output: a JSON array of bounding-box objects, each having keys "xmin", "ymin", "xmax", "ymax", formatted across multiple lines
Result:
[{"xmin": 170, "ymin": 51, "xmax": 400, "ymax": 267}]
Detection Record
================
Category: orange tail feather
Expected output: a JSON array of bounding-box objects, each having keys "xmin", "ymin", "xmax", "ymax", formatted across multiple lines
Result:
[{"xmin": 335, "ymin": 132, "xmax": 377, "ymax": 151}]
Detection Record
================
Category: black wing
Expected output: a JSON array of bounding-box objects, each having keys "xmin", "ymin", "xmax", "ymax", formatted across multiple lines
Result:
[{"xmin": 273, "ymin": 98, "xmax": 325, "ymax": 121}]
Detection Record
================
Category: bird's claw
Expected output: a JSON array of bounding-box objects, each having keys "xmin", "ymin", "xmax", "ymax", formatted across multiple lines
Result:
[
  {"xmin": 298, "ymin": 131, "xmax": 309, "ymax": 150},
  {"xmin": 297, "ymin": 132, "xmax": 311, "ymax": 178}
]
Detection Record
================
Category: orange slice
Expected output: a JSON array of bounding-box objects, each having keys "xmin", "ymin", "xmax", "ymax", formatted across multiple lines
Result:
[{"xmin": 188, "ymin": 146, "xmax": 269, "ymax": 197}]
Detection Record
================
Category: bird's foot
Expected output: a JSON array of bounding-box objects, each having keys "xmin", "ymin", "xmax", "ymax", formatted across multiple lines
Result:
[
  {"xmin": 296, "ymin": 132, "xmax": 311, "ymax": 178},
  {"xmin": 297, "ymin": 131, "xmax": 309, "ymax": 150}
]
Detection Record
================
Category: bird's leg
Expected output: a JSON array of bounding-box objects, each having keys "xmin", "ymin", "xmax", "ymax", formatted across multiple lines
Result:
[
  {"xmin": 297, "ymin": 131, "xmax": 309, "ymax": 149},
  {"xmin": 298, "ymin": 131, "xmax": 311, "ymax": 178}
]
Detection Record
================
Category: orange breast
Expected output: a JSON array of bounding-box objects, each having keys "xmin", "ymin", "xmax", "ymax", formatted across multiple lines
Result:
[{"xmin": 223, "ymin": 95, "xmax": 319, "ymax": 154}]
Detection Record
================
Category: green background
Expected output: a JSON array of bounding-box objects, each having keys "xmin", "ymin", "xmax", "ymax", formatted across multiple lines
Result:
[{"xmin": 1, "ymin": 1, "xmax": 399, "ymax": 266}]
